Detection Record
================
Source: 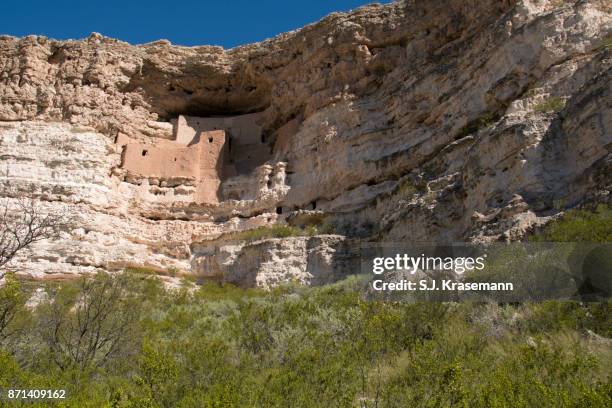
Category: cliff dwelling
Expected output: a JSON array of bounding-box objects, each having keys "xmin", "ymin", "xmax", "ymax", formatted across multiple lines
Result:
[{"xmin": 116, "ymin": 112, "xmax": 271, "ymax": 204}]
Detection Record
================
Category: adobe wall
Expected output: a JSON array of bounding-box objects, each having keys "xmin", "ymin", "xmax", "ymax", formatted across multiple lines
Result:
[
  {"xmin": 118, "ymin": 112, "xmax": 270, "ymax": 204},
  {"xmin": 197, "ymin": 130, "xmax": 226, "ymax": 204},
  {"xmin": 174, "ymin": 113, "xmax": 271, "ymax": 175},
  {"xmin": 174, "ymin": 113, "xmax": 263, "ymax": 145},
  {"xmin": 121, "ymin": 140, "xmax": 199, "ymax": 180},
  {"xmin": 118, "ymin": 129, "xmax": 228, "ymax": 204}
]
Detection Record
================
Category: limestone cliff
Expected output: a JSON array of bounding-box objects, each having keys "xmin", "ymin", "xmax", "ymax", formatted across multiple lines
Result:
[{"xmin": 0, "ymin": 0, "xmax": 610, "ymax": 286}]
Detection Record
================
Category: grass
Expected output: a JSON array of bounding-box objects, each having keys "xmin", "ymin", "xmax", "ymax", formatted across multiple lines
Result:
[
  {"xmin": 533, "ymin": 96, "xmax": 566, "ymax": 113},
  {"xmin": 226, "ymin": 222, "xmax": 345, "ymax": 243},
  {"xmin": 231, "ymin": 224, "xmax": 309, "ymax": 242}
]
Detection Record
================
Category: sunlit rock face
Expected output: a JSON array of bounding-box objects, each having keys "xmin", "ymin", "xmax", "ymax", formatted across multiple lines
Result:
[
  {"xmin": 1, "ymin": 0, "xmax": 610, "ymax": 286},
  {"xmin": 191, "ymin": 235, "xmax": 357, "ymax": 289}
]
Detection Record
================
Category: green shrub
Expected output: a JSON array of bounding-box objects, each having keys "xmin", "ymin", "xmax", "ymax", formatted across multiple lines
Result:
[
  {"xmin": 319, "ymin": 221, "xmax": 341, "ymax": 235},
  {"xmin": 195, "ymin": 282, "xmax": 265, "ymax": 302},
  {"xmin": 34, "ymin": 273, "xmax": 144, "ymax": 371},
  {"xmin": 124, "ymin": 265, "xmax": 161, "ymax": 275},
  {"xmin": 0, "ymin": 272, "xmax": 610, "ymax": 407},
  {"xmin": 398, "ymin": 178, "xmax": 418, "ymax": 196},
  {"xmin": 533, "ymin": 96, "xmax": 566, "ymax": 113},
  {"xmin": 530, "ymin": 204, "xmax": 612, "ymax": 242},
  {"xmin": 233, "ymin": 224, "xmax": 304, "ymax": 242},
  {"xmin": 228, "ymin": 223, "xmax": 340, "ymax": 242},
  {"xmin": 303, "ymin": 224, "xmax": 320, "ymax": 236},
  {"xmin": 166, "ymin": 266, "xmax": 180, "ymax": 277},
  {"xmin": 0, "ymin": 274, "xmax": 27, "ymax": 341}
]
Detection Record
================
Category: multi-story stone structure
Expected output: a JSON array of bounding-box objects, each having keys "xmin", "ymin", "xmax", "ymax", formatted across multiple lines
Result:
[{"xmin": 116, "ymin": 112, "xmax": 270, "ymax": 204}]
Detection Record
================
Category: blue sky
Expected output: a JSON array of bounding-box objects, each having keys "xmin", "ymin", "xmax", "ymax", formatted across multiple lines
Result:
[{"xmin": 2, "ymin": 0, "xmax": 391, "ymax": 48}]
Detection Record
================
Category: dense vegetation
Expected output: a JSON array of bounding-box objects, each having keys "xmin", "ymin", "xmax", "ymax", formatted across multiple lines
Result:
[
  {"xmin": 530, "ymin": 205, "xmax": 612, "ymax": 243},
  {"xmin": 0, "ymin": 206, "xmax": 609, "ymax": 407},
  {"xmin": 0, "ymin": 274, "xmax": 610, "ymax": 407}
]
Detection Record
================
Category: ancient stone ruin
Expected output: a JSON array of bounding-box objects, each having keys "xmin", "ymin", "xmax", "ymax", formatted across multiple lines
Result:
[{"xmin": 116, "ymin": 112, "xmax": 271, "ymax": 204}]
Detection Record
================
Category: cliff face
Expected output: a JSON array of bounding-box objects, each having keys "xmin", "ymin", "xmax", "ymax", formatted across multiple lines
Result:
[{"xmin": 1, "ymin": 0, "xmax": 610, "ymax": 285}]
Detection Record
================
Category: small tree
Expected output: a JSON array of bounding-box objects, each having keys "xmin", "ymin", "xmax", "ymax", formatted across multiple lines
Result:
[
  {"xmin": 0, "ymin": 194, "xmax": 68, "ymax": 277},
  {"xmin": 39, "ymin": 273, "xmax": 143, "ymax": 371},
  {"xmin": 0, "ymin": 274, "xmax": 26, "ymax": 341},
  {"xmin": 0, "ymin": 192, "xmax": 67, "ymax": 344}
]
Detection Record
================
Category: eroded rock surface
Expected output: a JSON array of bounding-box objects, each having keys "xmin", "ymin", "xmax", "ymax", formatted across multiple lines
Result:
[
  {"xmin": 1, "ymin": 0, "xmax": 610, "ymax": 286},
  {"xmin": 191, "ymin": 235, "xmax": 357, "ymax": 288}
]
